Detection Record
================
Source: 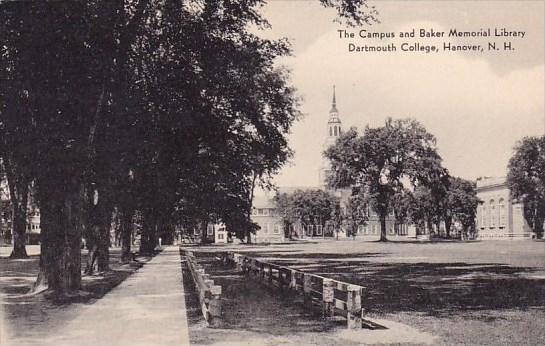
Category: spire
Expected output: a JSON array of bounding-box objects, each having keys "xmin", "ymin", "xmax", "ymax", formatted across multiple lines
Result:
[{"xmin": 330, "ymin": 85, "xmax": 338, "ymax": 113}]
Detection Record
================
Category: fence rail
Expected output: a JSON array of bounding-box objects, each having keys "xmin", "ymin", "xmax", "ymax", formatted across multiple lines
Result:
[
  {"xmin": 224, "ymin": 252, "xmax": 366, "ymax": 329},
  {"xmin": 182, "ymin": 249, "xmax": 222, "ymax": 326}
]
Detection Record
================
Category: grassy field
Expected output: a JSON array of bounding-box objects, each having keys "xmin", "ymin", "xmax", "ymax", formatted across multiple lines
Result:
[
  {"xmin": 2, "ymin": 240, "xmax": 543, "ymax": 345},
  {"xmin": 0, "ymin": 246, "xmax": 154, "ymax": 342},
  {"xmin": 187, "ymin": 239, "xmax": 545, "ymax": 345}
]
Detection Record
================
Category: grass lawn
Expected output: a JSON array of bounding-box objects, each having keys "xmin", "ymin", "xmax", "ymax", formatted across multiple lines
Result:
[
  {"xmin": 0, "ymin": 245, "xmax": 154, "ymax": 342},
  {"xmin": 187, "ymin": 239, "xmax": 545, "ymax": 345}
]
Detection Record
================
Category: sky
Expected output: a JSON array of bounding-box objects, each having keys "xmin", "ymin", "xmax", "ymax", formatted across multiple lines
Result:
[{"xmin": 253, "ymin": 0, "xmax": 545, "ymax": 187}]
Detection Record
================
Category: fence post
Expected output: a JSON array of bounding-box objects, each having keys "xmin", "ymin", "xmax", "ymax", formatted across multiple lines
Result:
[
  {"xmin": 261, "ymin": 263, "xmax": 267, "ymax": 283},
  {"xmin": 234, "ymin": 254, "xmax": 242, "ymax": 271},
  {"xmin": 268, "ymin": 265, "xmax": 274, "ymax": 286},
  {"xmin": 303, "ymin": 274, "xmax": 312, "ymax": 307},
  {"xmin": 208, "ymin": 295, "xmax": 222, "ymax": 326},
  {"xmin": 208, "ymin": 285, "xmax": 222, "ymax": 326},
  {"xmin": 242, "ymin": 257, "xmax": 249, "ymax": 273},
  {"xmin": 251, "ymin": 259, "xmax": 257, "ymax": 277},
  {"xmin": 322, "ymin": 279, "xmax": 335, "ymax": 318},
  {"xmin": 346, "ymin": 285, "xmax": 362, "ymax": 328},
  {"xmin": 289, "ymin": 270, "xmax": 297, "ymax": 291}
]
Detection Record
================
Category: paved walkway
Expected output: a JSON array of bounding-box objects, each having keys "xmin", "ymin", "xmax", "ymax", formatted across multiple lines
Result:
[{"xmin": 14, "ymin": 246, "xmax": 190, "ymax": 346}]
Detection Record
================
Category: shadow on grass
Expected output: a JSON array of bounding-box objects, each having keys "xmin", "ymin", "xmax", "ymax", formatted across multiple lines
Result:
[
  {"xmin": 259, "ymin": 255, "xmax": 545, "ymax": 317},
  {"xmin": 190, "ymin": 248, "xmax": 545, "ymax": 318},
  {"xmin": 1, "ymin": 248, "xmax": 162, "ymax": 305},
  {"xmin": 181, "ymin": 253, "xmax": 342, "ymax": 343}
]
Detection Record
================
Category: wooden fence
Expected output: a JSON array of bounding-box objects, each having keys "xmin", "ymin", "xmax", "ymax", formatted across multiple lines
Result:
[
  {"xmin": 224, "ymin": 252, "xmax": 366, "ymax": 329},
  {"xmin": 183, "ymin": 250, "xmax": 222, "ymax": 326}
]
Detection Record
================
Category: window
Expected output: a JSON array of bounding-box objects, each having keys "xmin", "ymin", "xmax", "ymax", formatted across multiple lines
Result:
[
  {"xmin": 330, "ymin": 127, "xmax": 332, "ymax": 136},
  {"xmin": 218, "ymin": 234, "xmax": 224, "ymax": 240},
  {"xmin": 499, "ymin": 199, "xmax": 506, "ymax": 228},
  {"xmin": 334, "ymin": 126, "xmax": 338, "ymax": 136},
  {"xmin": 482, "ymin": 205, "xmax": 487, "ymax": 228},
  {"xmin": 263, "ymin": 209, "xmax": 269, "ymax": 216},
  {"xmin": 257, "ymin": 208, "xmax": 264, "ymax": 215},
  {"xmin": 273, "ymin": 224, "xmax": 280, "ymax": 234},
  {"xmin": 489, "ymin": 199, "xmax": 495, "ymax": 228}
]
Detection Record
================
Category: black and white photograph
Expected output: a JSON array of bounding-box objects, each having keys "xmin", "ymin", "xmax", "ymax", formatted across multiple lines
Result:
[{"xmin": 0, "ymin": 0, "xmax": 544, "ymax": 345}]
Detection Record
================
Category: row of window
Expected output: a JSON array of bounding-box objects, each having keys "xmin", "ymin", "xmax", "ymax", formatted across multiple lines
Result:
[
  {"xmin": 257, "ymin": 223, "xmax": 282, "ymax": 234},
  {"xmin": 26, "ymin": 223, "xmax": 40, "ymax": 231},
  {"xmin": 478, "ymin": 198, "xmax": 507, "ymax": 229},
  {"xmin": 251, "ymin": 206, "xmax": 395, "ymax": 218},
  {"xmin": 329, "ymin": 125, "xmax": 342, "ymax": 137},
  {"xmin": 252, "ymin": 208, "xmax": 278, "ymax": 216}
]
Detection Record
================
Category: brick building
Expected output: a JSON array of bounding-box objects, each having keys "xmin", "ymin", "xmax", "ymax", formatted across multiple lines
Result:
[{"xmin": 475, "ymin": 176, "xmax": 533, "ymax": 239}]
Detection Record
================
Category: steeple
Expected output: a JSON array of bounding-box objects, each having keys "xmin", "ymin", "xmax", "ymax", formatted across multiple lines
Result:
[
  {"xmin": 328, "ymin": 85, "xmax": 341, "ymax": 125},
  {"xmin": 330, "ymin": 85, "xmax": 338, "ymax": 114},
  {"xmin": 320, "ymin": 85, "xmax": 343, "ymax": 189}
]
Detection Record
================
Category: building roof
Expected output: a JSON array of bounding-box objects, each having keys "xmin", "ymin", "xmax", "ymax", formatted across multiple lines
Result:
[
  {"xmin": 252, "ymin": 186, "xmax": 320, "ymax": 208},
  {"xmin": 476, "ymin": 176, "xmax": 507, "ymax": 190}
]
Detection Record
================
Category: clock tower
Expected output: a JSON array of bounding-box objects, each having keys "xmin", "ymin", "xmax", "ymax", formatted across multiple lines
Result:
[{"xmin": 319, "ymin": 86, "xmax": 343, "ymax": 189}]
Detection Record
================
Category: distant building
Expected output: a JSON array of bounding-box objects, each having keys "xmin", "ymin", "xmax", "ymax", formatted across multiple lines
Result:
[
  {"xmin": 26, "ymin": 206, "xmax": 41, "ymax": 244},
  {"xmin": 475, "ymin": 176, "xmax": 532, "ymax": 239},
  {"xmin": 214, "ymin": 223, "xmax": 228, "ymax": 244},
  {"xmin": 0, "ymin": 181, "xmax": 41, "ymax": 245},
  {"xmin": 249, "ymin": 86, "xmax": 408, "ymax": 243},
  {"xmin": 250, "ymin": 191, "xmax": 285, "ymax": 243},
  {"xmin": 320, "ymin": 87, "xmax": 408, "ymax": 239}
]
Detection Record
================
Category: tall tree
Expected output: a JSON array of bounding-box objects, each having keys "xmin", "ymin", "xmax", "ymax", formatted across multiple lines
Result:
[
  {"xmin": 0, "ymin": 159, "xmax": 31, "ymax": 259},
  {"xmin": 0, "ymin": 0, "xmax": 379, "ymax": 294},
  {"xmin": 274, "ymin": 189, "xmax": 340, "ymax": 236},
  {"xmin": 325, "ymin": 119, "xmax": 446, "ymax": 241},
  {"xmin": 507, "ymin": 136, "xmax": 545, "ymax": 239},
  {"xmin": 343, "ymin": 188, "xmax": 370, "ymax": 238},
  {"xmin": 444, "ymin": 176, "xmax": 479, "ymax": 238}
]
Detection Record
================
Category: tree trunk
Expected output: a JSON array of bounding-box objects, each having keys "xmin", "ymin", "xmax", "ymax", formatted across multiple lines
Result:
[
  {"xmin": 379, "ymin": 214, "xmax": 387, "ymax": 242},
  {"xmin": 96, "ymin": 209, "xmax": 111, "ymax": 271},
  {"xmin": 200, "ymin": 220, "xmax": 210, "ymax": 244},
  {"xmin": 120, "ymin": 208, "xmax": 134, "ymax": 263},
  {"xmin": 533, "ymin": 216, "xmax": 544, "ymax": 239},
  {"xmin": 84, "ymin": 190, "xmax": 112, "ymax": 274},
  {"xmin": 426, "ymin": 219, "xmax": 433, "ymax": 235},
  {"xmin": 85, "ymin": 240, "xmax": 98, "ymax": 275},
  {"xmin": 140, "ymin": 209, "xmax": 157, "ymax": 255},
  {"xmin": 10, "ymin": 197, "xmax": 28, "ymax": 259},
  {"xmin": 37, "ymin": 180, "xmax": 83, "ymax": 294},
  {"xmin": 245, "ymin": 229, "xmax": 252, "ymax": 244},
  {"xmin": 4, "ymin": 157, "xmax": 30, "ymax": 259},
  {"xmin": 445, "ymin": 216, "xmax": 452, "ymax": 239}
]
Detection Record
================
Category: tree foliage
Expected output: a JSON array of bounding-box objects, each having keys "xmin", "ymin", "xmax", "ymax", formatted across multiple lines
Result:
[
  {"xmin": 0, "ymin": 0, "xmax": 378, "ymax": 294},
  {"xmin": 445, "ymin": 177, "xmax": 479, "ymax": 237},
  {"xmin": 507, "ymin": 136, "xmax": 545, "ymax": 238},
  {"xmin": 274, "ymin": 189, "xmax": 340, "ymax": 236},
  {"xmin": 325, "ymin": 118, "xmax": 446, "ymax": 241}
]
